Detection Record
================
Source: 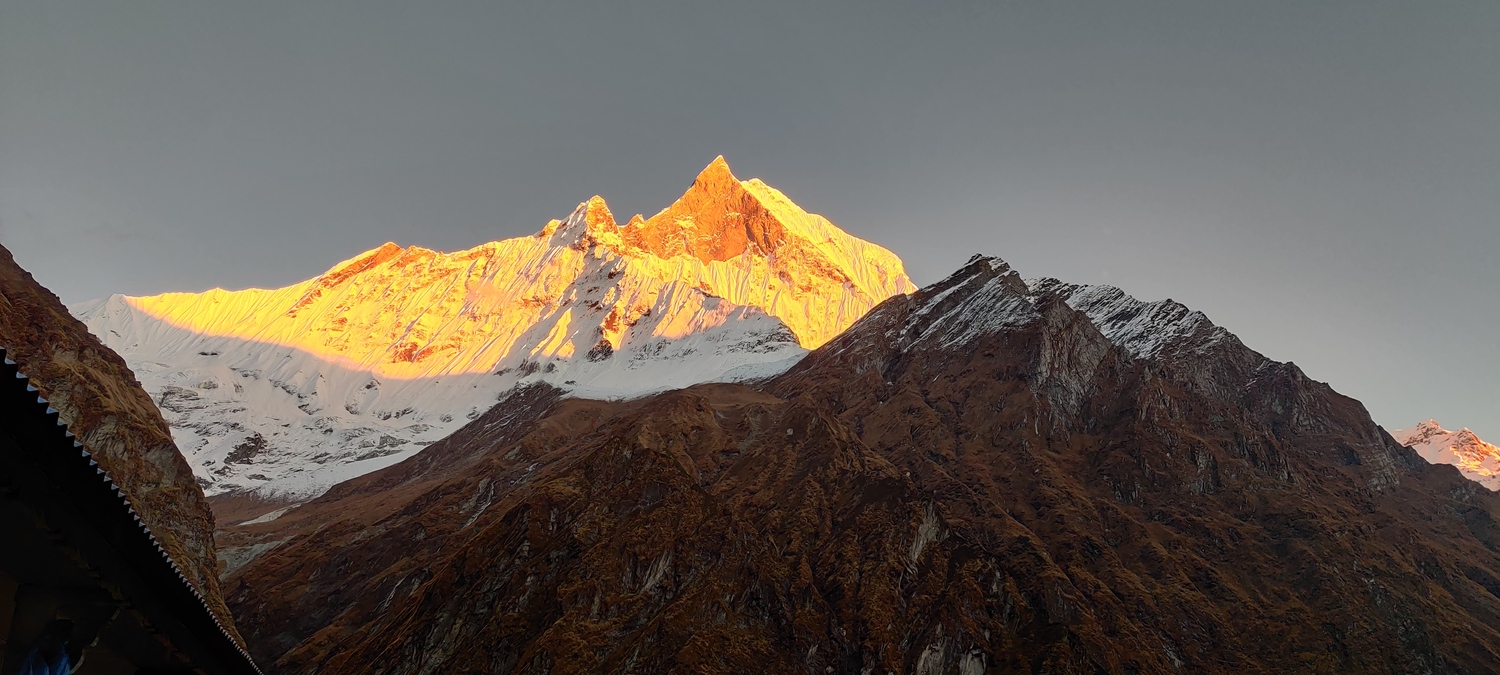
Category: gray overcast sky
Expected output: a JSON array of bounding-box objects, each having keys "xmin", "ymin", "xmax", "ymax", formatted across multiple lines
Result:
[{"xmin": 1, "ymin": 1, "xmax": 1496, "ymax": 438}]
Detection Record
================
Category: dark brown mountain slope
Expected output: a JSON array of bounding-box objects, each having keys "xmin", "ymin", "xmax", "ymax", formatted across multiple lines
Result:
[
  {"xmin": 0, "ymin": 244, "xmax": 241, "ymax": 639},
  {"xmin": 223, "ymin": 256, "xmax": 1500, "ymax": 674}
]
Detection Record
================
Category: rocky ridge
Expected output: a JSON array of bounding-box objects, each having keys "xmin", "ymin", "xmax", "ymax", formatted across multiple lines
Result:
[
  {"xmin": 0, "ymin": 244, "xmax": 242, "ymax": 641},
  {"xmin": 220, "ymin": 254, "xmax": 1500, "ymax": 673}
]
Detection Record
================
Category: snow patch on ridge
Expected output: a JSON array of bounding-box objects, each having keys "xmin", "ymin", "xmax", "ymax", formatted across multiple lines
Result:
[
  {"xmin": 1028, "ymin": 278, "xmax": 1232, "ymax": 359},
  {"xmin": 896, "ymin": 256, "xmax": 1037, "ymax": 350}
]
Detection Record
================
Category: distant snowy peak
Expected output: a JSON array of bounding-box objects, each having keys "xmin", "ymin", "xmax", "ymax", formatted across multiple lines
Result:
[
  {"xmin": 1393, "ymin": 419, "xmax": 1451, "ymax": 447},
  {"xmin": 1390, "ymin": 420, "xmax": 1500, "ymax": 491},
  {"xmin": 112, "ymin": 156, "xmax": 911, "ymax": 375},
  {"xmin": 88, "ymin": 156, "xmax": 914, "ymax": 387},
  {"xmin": 550, "ymin": 156, "xmax": 914, "ymax": 347},
  {"xmin": 75, "ymin": 157, "xmax": 914, "ymax": 501}
]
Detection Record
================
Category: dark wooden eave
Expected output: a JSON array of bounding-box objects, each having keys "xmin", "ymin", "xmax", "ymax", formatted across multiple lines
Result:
[{"xmin": 0, "ymin": 348, "xmax": 261, "ymax": 674}]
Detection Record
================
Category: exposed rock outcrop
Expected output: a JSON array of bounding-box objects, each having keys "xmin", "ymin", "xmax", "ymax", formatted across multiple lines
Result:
[
  {"xmin": 0, "ymin": 244, "xmax": 241, "ymax": 642},
  {"xmin": 221, "ymin": 255, "xmax": 1500, "ymax": 673}
]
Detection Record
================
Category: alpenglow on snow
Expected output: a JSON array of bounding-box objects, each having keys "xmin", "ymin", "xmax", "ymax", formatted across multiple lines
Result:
[
  {"xmin": 1390, "ymin": 420, "xmax": 1500, "ymax": 491},
  {"xmin": 75, "ymin": 157, "xmax": 915, "ymax": 502}
]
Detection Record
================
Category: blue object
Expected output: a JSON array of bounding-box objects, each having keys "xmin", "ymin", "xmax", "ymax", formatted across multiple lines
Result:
[{"xmin": 14, "ymin": 635, "xmax": 70, "ymax": 675}]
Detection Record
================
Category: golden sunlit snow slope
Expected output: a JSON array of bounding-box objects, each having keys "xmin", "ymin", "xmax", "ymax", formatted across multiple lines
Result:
[
  {"xmin": 1391, "ymin": 420, "xmax": 1500, "ymax": 491},
  {"xmin": 123, "ymin": 157, "xmax": 911, "ymax": 379},
  {"xmin": 77, "ymin": 158, "xmax": 914, "ymax": 501}
]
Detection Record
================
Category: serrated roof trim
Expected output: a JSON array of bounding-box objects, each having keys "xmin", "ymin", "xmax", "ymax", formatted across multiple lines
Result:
[{"xmin": 0, "ymin": 347, "xmax": 262, "ymax": 674}]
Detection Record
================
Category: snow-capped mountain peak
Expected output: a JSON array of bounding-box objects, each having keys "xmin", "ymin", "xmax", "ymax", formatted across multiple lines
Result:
[
  {"xmin": 75, "ymin": 157, "xmax": 914, "ymax": 502},
  {"xmin": 1390, "ymin": 420, "xmax": 1500, "ymax": 490}
]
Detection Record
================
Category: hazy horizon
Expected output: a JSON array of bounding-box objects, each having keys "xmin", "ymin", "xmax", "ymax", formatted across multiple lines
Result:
[{"xmin": 2, "ymin": 1, "xmax": 1495, "ymax": 440}]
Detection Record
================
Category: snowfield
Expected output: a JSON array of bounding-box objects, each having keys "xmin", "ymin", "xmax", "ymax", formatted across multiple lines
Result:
[
  {"xmin": 74, "ymin": 159, "xmax": 914, "ymax": 501},
  {"xmin": 1390, "ymin": 420, "xmax": 1500, "ymax": 491}
]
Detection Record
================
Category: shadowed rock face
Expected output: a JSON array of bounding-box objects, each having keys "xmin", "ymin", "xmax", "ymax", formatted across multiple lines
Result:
[
  {"xmin": 223, "ymin": 256, "xmax": 1500, "ymax": 674},
  {"xmin": 0, "ymin": 244, "xmax": 241, "ymax": 641}
]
